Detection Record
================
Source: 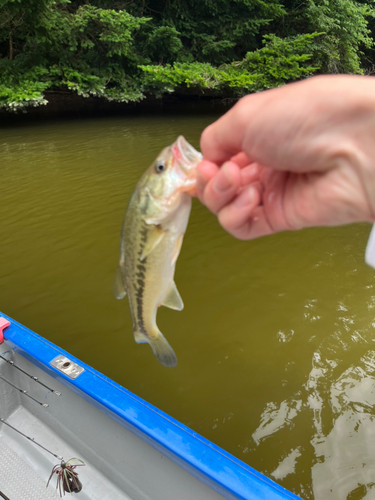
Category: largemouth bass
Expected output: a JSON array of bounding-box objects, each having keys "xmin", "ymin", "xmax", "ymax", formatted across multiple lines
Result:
[{"xmin": 115, "ymin": 136, "xmax": 202, "ymax": 367}]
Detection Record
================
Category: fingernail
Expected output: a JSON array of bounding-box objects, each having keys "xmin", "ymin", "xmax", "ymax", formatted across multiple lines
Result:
[
  {"xmin": 213, "ymin": 164, "xmax": 233, "ymax": 193},
  {"xmin": 234, "ymin": 186, "xmax": 256, "ymax": 209}
]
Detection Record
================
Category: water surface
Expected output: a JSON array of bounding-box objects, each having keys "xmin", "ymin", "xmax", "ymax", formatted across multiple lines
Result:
[{"xmin": 1, "ymin": 113, "xmax": 375, "ymax": 499}]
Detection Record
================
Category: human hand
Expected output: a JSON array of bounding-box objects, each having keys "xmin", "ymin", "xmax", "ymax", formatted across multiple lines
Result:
[{"xmin": 197, "ymin": 75, "xmax": 375, "ymax": 240}]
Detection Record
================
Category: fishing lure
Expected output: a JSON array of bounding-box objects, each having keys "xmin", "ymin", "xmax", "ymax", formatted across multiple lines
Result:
[{"xmin": 47, "ymin": 458, "xmax": 85, "ymax": 497}]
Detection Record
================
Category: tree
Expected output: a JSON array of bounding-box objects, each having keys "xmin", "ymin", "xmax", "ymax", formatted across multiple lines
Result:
[{"xmin": 0, "ymin": 0, "xmax": 374, "ymax": 112}]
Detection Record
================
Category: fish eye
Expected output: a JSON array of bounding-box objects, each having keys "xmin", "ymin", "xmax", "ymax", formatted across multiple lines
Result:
[{"xmin": 155, "ymin": 161, "xmax": 166, "ymax": 174}]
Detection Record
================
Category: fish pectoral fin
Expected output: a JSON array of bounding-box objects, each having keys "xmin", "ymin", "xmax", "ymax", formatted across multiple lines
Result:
[
  {"xmin": 114, "ymin": 267, "xmax": 126, "ymax": 299},
  {"xmin": 134, "ymin": 330, "xmax": 177, "ymax": 368},
  {"xmin": 171, "ymin": 233, "xmax": 184, "ymax": 266},
  {"xmin": 161, "ymin": 281, "xmax": 184, "ymax": 311},
  {"xmin": 140, "ymin": 225, "xmax": 166, "ymax": 261}
]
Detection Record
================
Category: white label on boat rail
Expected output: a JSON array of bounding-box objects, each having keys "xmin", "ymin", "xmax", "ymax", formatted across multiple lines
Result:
[{"xmin": 50, "ymin": 355, "xmax": 84, "ymax": 379}]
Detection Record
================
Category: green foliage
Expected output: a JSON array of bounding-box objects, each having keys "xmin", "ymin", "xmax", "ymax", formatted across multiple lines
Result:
[
  {"xmin": 0, "ymin": 0, "xmax": 374, "ymax": 112},
  {"xmin": 161, "ymin": 0, "xmax": 286, "ymax": 64},
  {"xmin": 239, "ymin": 33, "xmax": 322, "ymax": 90},
  {"xmin": 276, "ymin": 0, "xmax": 374, "ymax": 74},
  {"xmin": 304, "ymin": 0, "xmax": 374, "ymax": 73},
  {"xmin": 140, "ymin": 33, "xmax": 320, "ymax": 96},
  {"xmin": 0, "ymin": 61, "xmax": 50, "ymax": 111},
  {"xmin": 140, "ymin": 26, "xmax": 183, "ymax": 64},
  {"xmin": 0, "ymin": 2, "xmax": 149, "ymax": 109},
  {"xmin": 140, "ymin": 62, "xmax": 257, "ymax": 97}
]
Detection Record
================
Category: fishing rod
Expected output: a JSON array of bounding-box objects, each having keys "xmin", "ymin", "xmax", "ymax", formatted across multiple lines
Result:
[{"xmin": 0, "ymin": 354, "xmax": 61, "ymax": 396}]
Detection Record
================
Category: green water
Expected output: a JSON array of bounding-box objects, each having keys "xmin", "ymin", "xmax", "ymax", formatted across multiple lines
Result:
[{"xmin": 1, "ymin": 113, "xmax": 375, "ymax": 500}]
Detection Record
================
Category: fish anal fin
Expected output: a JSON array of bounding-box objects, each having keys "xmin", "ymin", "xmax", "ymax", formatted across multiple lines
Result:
[
  {"xmin": 161, "ymin": 281, "xmax": 184, "ymax": 311},
  {"xmin": 140, "ymin": 225, "xmax": 166, "ymax": 261},
  {"xmin": 134, "ymin": 330, "xmax": 177, "ymax": 367},
  {"xmin": 114, "ymin": 267, "xmax": 126, "ymax": 299},
  {"xmin": 171, "ymin": 233, "xmax": 184, "ymax": 266}
]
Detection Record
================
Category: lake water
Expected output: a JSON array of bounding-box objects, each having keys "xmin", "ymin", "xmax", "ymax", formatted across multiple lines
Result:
[{"xmin": 1, "ymin": 110, "xmax": 375, "ymax": 500}]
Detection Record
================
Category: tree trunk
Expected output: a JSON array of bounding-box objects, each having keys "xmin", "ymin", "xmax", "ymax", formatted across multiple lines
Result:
[{"xmin": 9, "ymin": 33, "xmax": 13, "ymax": 60}]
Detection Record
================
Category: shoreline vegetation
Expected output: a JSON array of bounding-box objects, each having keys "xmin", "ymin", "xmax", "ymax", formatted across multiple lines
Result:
[{"xmin": 1, "ymin": 0, "xmax": 374, "ymax": 115}]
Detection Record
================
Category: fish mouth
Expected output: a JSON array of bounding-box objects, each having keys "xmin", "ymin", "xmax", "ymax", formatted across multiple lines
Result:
[
  {"xmin": 175, "ymin": 136, "xmax": 202, "ymax": 171},
  {"xmin": 174, "ymin": 136, "xmax": 202, "ymax": 196}
]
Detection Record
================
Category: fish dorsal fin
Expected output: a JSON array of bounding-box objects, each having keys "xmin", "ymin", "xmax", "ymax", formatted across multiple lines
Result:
[
  {"xmin": 114, "ymin": 267, "xmax": 127, "ymax": 299},
  {"xmin": 161, "ymin": 281, "xmax": 184, "ymax": 311},
  {"xmin": 140, "ymin": 225, "xmax": 166, "ymax": 261}
]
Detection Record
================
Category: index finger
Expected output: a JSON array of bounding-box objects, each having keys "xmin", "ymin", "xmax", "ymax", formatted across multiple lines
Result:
[{"xmin": 200, "ymin": 94, "xmax": 263, "ymax": 164}]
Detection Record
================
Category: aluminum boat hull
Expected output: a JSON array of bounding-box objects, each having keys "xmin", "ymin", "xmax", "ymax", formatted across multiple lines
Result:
[{"xmin": 0, "ymin": 314, "xmax": 299, "ymax": 500}]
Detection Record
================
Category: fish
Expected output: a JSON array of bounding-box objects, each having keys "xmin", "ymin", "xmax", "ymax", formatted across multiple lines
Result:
[{"xmin": 115, "ymin": 136, "xmax": 202, "ymax": 367}]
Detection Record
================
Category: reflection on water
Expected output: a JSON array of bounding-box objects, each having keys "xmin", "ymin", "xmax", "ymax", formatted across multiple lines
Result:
[
  {"xmin": 1, "ymin": 114, "xmax": 375, "ymax": 499},
  {"xmin": 250, "ymin": 289, "xmax": 375, "ymax": 499}
]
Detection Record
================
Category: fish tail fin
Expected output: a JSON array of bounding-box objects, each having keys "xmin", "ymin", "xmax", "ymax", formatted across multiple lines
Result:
[{"xmin": 134, "ymin": 330, "xmax": 177, "ymax": 368}]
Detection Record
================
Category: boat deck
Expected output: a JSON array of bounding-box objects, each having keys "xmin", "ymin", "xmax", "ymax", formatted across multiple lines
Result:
[
  {"xmin": 0, "ymin": 439, "xmax": 59, "ymax": 500},
  {"xmin": 0, "ymin": 337, "xmax": 230, "ymax": 500},
  {"xmin": 0, "ymin": 345, "xmax": 131, "ymax": 500}
]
